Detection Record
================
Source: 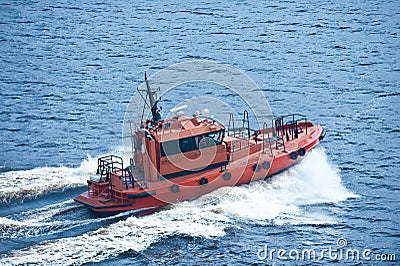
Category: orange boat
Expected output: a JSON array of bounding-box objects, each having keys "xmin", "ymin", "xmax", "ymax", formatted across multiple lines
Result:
[{"xmin": 75, "ymin": 74, "xmax": 325, "ymax": 213}]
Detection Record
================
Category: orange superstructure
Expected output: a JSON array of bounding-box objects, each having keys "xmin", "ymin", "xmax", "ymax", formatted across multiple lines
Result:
[{"xmin": 75, "ymin": 74, "xmax": 325, "ymax": 213}]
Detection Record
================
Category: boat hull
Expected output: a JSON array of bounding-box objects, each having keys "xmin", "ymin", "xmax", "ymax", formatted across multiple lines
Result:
[{"xmin": 75, "ymin": 125, "xmax": 324, "ymax": 213}]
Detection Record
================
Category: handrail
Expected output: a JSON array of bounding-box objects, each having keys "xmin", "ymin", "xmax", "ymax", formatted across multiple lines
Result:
[
  {"xmin": 273, "ymin": 114, "xmax": 308, "ymax": 138},
  {"xmin": 274, "ymin": 113, "xmax": 307, "ymax": 120},
  {"xmin": 227, "ymin": 110, "xmax": 250, "ymax": 140},
  {"xmin": 96, "ymin": 155, "xmax": 135, "ymax": 190},
  {"xmin": 262, "ymin": 122, "xmax": 274, "ymax": 156},
  {"xmin": 228, "ymin": 113, "xmax": 235, "ymax": 136}
]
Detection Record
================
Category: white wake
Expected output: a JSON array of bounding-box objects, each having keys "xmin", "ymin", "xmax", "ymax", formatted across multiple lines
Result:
[
  {"xmin": 0, "ymin": 155, "xmax": 98, "ymax": 203},
  {"xmin": 0, "ymin": 148, "xmax": 357, "ymax": 265}
]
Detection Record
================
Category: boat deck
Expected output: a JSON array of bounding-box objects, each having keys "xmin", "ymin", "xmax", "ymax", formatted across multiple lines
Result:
[{"xmin": 111, "ymin": 124, "xmax": 319, "ymax": 193}]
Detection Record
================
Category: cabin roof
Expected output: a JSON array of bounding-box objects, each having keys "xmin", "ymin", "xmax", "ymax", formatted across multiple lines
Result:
[{"xmin": 147, "ymin": 116, "xmax": 224, "ymax": 142}]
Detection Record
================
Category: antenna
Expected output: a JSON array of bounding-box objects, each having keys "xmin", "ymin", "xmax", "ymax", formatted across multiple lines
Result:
[{"xmin": 144, "ymin": 72, "xmax": 161, "ymax": 122}]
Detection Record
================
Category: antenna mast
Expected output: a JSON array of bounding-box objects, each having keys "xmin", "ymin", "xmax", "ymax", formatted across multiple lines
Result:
[{"xmin": 144, "ymin": 72, "xmax": 161, "ymax": 122}]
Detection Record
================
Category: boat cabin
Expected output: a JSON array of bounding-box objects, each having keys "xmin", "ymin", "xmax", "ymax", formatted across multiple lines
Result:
[{"xmin": 134, "ymin": 115, "xmax": 228, "ymax": 182}]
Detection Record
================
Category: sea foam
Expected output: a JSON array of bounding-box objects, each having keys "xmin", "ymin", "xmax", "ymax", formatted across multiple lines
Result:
[{"xmin": 0, "ymin": 148, "xmax": 356, "ymax": 265}]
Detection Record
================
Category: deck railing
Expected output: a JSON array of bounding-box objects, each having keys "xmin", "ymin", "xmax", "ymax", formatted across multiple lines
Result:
[{"xmin": 96, "ymin": 155, "xmax": 134, "ymax": 189}]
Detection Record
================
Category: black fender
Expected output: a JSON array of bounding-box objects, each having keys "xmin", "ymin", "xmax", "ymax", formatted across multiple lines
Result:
[
  {"xmin": 290, "ymin": 151, "xmax": 298, "ymax": 160},
  {"xmin": 298, "ymin": 147, "xmax": 306, "ymax": 156},
  {"xmin": 171, "ymin": 184, "xmax": 180, "ymax": 193},
  {"xmin": 262, "ymin": 161, "xmax": 271, "ymax": 170},
  {"xmin": 253, "ymin": 164, "xmax": 262, "ymax": 172},
  {"xmin": 199, "ymin": 177, "xmax": 208, "ymax": 186},
  {"xmin": 222, "ymin": 171, "xmax": 232, "ymax": 181}
]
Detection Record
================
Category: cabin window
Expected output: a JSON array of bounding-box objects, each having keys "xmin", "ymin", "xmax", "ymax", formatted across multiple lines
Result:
[
  {"xmin": 207, "ymin": 130, "xmax": 223, "ymax": 145},
  {"xmin": 160, "ymin": 130, "xmax": 224, "ymax": 157},
  {"xmin": 160, "ymin": 138, "xmax": 196, "ymax": 156},
  {"xmin": 160, "ymin": 140, "xmax": 180, "ymax": 156},
  {"xmin": 179, "ymin": 138, "xmax": 197, "ymax": 153},
  {"xmin": 136, "ymin": 137, "xmax": 142, "ymax": 151}
]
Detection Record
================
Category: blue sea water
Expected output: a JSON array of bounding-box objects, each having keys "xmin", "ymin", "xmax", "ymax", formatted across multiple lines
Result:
[{"xmin": 0, "ymin": 0, "xmax": 399, "ymax": 265}]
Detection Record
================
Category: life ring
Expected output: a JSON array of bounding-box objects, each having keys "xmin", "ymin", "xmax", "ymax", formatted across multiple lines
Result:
[
  {"xmin": 222, "ymin": 172, "xmax": 231, "ymax": 181},
  {"xmin": 290, "ymin": 151, "xmax": 298, "ymax": 160},
  {"xmin": 253, "ymin": 164, "xmax": 261, "ymax": 172},
  {"xmin": 298, "ymin": 147, "xmax": 306, "ymax": 156},
  {"xmin": 262, "ymin": 161, "xmax": 271, "ymax": 170},
  {"xmin": 171, "ymin": 184, "xmax": 180, "ymax": 193},
  {"xmin": 199, "ymin": 177, "xmax": 208, "ymax": 186}
]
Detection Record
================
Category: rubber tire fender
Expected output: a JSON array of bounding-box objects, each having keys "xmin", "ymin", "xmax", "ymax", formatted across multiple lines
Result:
[
  {"xmin": 253, "ymin": 164, "xmax": 262, "ymax": 172},
  {"xmin": 262, "ymin": 161, "xmax": 271, "ymax": 170},
  {"xmin": 290, "ymin": 151, "xmax": 298, "ymax": 160},
  {"xmin": 222, "ymin": 171, "xmax": 232, "ymax": 181},
  {"xmin": 298, "ymin": 147, "xmax": 306, "ymax": 156},
  {"xmin": 199, "ymin": 177, "xmax": 208, "ymax": 186},
  {"xmin": 171, "ymin": 184, "xmax": 180, "ymax": 193}
]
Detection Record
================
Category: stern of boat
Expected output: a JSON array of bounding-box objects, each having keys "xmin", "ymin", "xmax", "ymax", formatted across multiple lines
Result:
[{"xmin": 74, "ymin": 155, "xmax": 136, "ymax": 212}]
